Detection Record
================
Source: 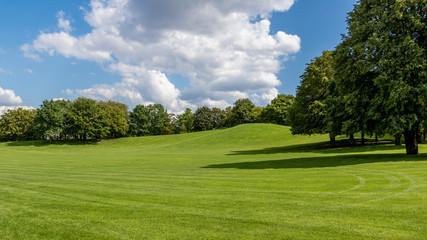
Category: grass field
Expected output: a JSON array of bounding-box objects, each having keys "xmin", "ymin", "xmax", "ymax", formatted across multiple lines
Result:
[{"xmin": 0, "ymin": 124, "xmax": 426, "ymax": 239}]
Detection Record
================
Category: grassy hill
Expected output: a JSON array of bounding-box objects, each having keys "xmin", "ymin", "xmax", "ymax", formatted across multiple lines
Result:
[{"xmin": 0, "ymin": 124, "xmax": 426, "ymax": 239}]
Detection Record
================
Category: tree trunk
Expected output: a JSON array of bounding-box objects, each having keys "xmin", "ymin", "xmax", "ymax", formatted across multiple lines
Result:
[
  {"xmin": 361, "ymin": 132, "xmax": 365, "ymax": 145},
  {"xmin": 394, "ymin": 134, "xmax": 402, "ymax": 146},
  {"xmin": 349, "ymin": 134, "xmax": 355, "ymax": 141},
  {"xmin": 403, "ymin": 130, "xmax": 418, "ymax": 155},
  {"xmin": 375, "ymin": 133, "xmax": 378, "ymax": 143},
  {"xmin": 329, "ymin": 133, "xmax": 335, "ymax": 144}
]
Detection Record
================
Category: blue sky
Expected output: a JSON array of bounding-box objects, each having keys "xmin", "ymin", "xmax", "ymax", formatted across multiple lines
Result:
[{"xmin": 0, "ymin": 0, "xmax": 357, "ymax": 113}]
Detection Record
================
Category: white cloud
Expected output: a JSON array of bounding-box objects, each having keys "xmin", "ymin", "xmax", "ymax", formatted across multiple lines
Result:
[
  {"xmin": 0, "ymin": 87, "xmax": 23, "ymax": 106},
  {"xmin": 22, "ymin": 0, "xmax": 300, "ymax": 112},
  {"xmin": 57, "ymin": 10, "xmax": 72, "ymax": 33},
  {"xmin": 0, "ymin": 67, "xmax": 12, "ymax": 74},
  {"xmin": 25, "ymin": 68, "xmax": 33, "ymax": 74}
]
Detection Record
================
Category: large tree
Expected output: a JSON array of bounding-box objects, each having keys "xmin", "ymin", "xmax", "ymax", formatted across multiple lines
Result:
[
  {"xmin": 99, "ymin": 100, "xmax": 129, "ymax": 138},
  {"xmin": 194, "ymin": 106, "xmax": 214, "ymax": 131},
  {"xmin": 33, "ymin": 99, "xmax": 70, "ymax": 140},
  {"xmin": 0, "ymin": 108, "xmax": 36, "ymax": 141},
  {"xmin": 338, "ymin": 0, "xmax": 426, "ymax": 154},
  {"xmin": 288, "ymin": 51, "xmax": 334, "ymax": 139},
  {"xmin": 65, "ymin": 97, "xmax": 108, "ymax": 140},
  {"xmin": 229, "ymin": 98, "xmax": 256, "ymax": 126}
]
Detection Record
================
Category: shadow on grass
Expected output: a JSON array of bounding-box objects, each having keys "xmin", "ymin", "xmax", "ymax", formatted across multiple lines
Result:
[
  {"xmin": 228, "ymin": 140, "xmax": 403, "ymax": 155},
  {"xmin": 6, "ymin": 140, "xmax": 100, "ymax": 147},
  {"xmin": 203, "ymin": 153, "xmax": 427, "ymax": 169}
]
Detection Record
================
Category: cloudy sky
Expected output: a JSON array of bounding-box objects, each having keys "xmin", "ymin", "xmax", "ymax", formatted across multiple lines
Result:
[{"xmin": 0, "ymin": 0, "xmax": 356, "ymax": 113}]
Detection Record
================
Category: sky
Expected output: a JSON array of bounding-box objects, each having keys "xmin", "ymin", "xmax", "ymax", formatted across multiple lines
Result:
[{"xmin": 0, "ymin": 0, "xmax": 357, "ymax": 113}]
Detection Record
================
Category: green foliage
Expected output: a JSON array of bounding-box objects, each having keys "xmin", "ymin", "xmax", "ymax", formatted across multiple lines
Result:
[
  {"xmin": 335, "ymin": 0, "xmax": 427, "ymax": 154},
  {"xmin": 129, "ymin": 104, "xmax": 171, "ymax": 136},
  {"xmin": 177, "ymin": 108, "xmax": 194, "ymax": 133},
  {"xmin": 260, "ymin": 94, "xmax": 294, "ymax": 125},
  {"xmin": 229, "ymin": 98, "xmax": 256, "ymax": 126},
  {"xmin": 33, "ymin": 99, "xmax": 70, "ymax": 140},
  {"xmin": 65, "ymin": 97, "xmax": 108, "ymax": 140},
  {"xmin": 194, "ymin": 106, "xmax": 214, "ymax": 131},
  {"xmin": 129, "ymin": 105, "xmax": 150, "ymax": 136},
  {"xmin": 288, "ymin": 50, "xmax": 334, "ymax": 135},
  {"xmin": 0, "ymin": 108, "xmax": 36, "ymax": 141},
  {"xmin": 99, "ymin": 100, "xmax": 129, "ymax": 138}
]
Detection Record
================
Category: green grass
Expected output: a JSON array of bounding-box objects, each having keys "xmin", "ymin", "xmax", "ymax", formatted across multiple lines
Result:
[{"xmin": 0, "ymin": 124, "xmax": 426, "ymax": 239}]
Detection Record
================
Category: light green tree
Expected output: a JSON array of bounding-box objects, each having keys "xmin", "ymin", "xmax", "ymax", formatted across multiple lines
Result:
[{"xmin": 0, "ymin": 108, "xmax": 36, "ymax": 141}]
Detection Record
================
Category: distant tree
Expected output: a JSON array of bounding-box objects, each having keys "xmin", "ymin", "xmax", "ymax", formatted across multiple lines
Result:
[
  {"xmin": 99, "ymin": 100, "xmax": 129, "ymax": 138},
  {"xmin": 177, "ymin": 108, "xmax": 194, "ymax": 133},
  {"xmin": 252, "ymin": 106, "xmax": 263, "ymax": 123},
  {"xmin": 65, "ymin": 97, "xmax": 107, "ymax": 140},
  {"xmin": 211, "ymin": 107, "xmax": 226, "ymax": 129},
  {"xmin": 145, "ymin": 104, "xmax": 170, "ymax": 135},
  {"xmin": 129, "ymin": 105, "xmax": 150, "ymax": 136},
  {"xmin": 260, "ymin": 94, "xmax": 294, "ymax": 125},
  {"xmin": 222, "ymin": 106, "xmax": 233, "ymax": 128},
  {"xmin": 0, "ymin": 108, "xmax": 36, "ymax": 141},
  {"xmin": 194, "ymin": 106, "xmax": 214, "ymax": 131},
  {"xmin": 229, "ymin": 98, "xmax": 256, "ymax": 126},
  {"xmin": 288, "ymin": 51, "xmax": 334, "ymax": 138},
  {"xmin": 33, "ymin": 99, "xmax": 70, "ymax": 140}
]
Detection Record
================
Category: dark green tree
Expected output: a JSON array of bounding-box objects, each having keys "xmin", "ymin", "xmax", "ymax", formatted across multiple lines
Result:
[
  {"xmin": 0, "ymin": 108, "xmax": 36, "ymax": 141},
  {"xmin": 287, "ymin": 51, "xmax": 334, "ymax": 137},
  {"xmin": 33, "ymin": 99, "xmax": 70, "ymax": 140},
  {"xmin": 194, "ymin": 106, "xmax": 214, "ymax": 131},
  {"xmin": 229, "ymin": 98, "xmax": 256, "ymax": 126},
  {"xmin": 337, "ymin": 0, "xmax": 426, "ymax": 154},
  {"xmin": 129, "ymin": 105, "xmax": 150, "ymax": 136}
]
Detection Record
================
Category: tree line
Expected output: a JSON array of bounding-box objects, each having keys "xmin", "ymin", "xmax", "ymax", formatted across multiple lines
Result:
[
  {"xmin": 0, "ymin": 94, "xmax": 295, "ymax": 142},
  {"xmin": 287, "ymin": 0, "xmax": 426, "ymax": 155}
]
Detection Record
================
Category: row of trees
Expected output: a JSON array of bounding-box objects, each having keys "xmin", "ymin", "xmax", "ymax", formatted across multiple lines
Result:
[
  {"xmin": 0, "ymin": 94, "xmax": 295, "ymax": 141},
  {"xmin": 288, "ymin": 0, "xmax": 426, "ymax": 154}
]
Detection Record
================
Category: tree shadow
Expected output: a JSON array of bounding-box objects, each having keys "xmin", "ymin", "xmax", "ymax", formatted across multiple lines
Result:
[
  {"xmin": 203, "ymin": 153, "xmax": 427, "ymax": 169},
  {"xmin": 228, "ymin": 140, "xmax": 402, "ymax": 155},
  {"xmin": 6, "ymin": 140, "xmax": 100, "ymax": 147}
]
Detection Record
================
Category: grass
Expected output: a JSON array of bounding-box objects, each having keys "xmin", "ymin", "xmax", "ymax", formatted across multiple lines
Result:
[{"xmin": 0, "ymin": 124, "xmax": 426, "ymax": 239}]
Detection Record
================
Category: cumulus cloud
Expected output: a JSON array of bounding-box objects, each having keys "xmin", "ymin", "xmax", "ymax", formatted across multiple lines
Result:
[
  {"xmin": 22, "ymin": 0, "xmax": 300, "ymax": 112},
  {"xmin": 0, "ymin": 87, "xmax": 23, "ymax": 106},
  {"xmin": 57, "ymin": 10, "xmax": 72, "ymax": 33}
]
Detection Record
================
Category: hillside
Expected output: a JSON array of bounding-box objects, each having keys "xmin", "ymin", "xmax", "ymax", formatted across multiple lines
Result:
[{"xmin": 0, "ymin": 124, "xmax": 426, "ymax": 239}]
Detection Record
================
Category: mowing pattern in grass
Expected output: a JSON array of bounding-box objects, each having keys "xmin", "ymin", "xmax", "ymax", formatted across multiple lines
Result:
[{"xmin": 0, "ymin": 124, "xmax": 426, "ymax": 239}]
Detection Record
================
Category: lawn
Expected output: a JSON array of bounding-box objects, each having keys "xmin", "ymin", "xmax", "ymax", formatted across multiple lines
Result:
[{"xmin": 0, "ymin": 124, "xmax": 426, "ymax": 239}]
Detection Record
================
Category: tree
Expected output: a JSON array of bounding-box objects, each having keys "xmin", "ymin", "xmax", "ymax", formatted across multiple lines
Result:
[
  {"xmin": 33, "ymin": 99, "xmax": 70, "ymax": 140},
  {"xmin": 260, "ymin": 94, "xmax": 294, "ymax": 125},
  {"xmin": 177, "ymin": 108, "xmax": 194, "ymax": 133},
  {"xmin": 229, "ymin": 98, "xmax": 256, "ymax": 126},
  {"xmin": 338, "ymin": 0, "xmax": 426, "ymax": 154},
  {"xmin": 0, "ymin": 108, "xmax": 36, "ymax": 141},
  {"xmin": 194, "ymin": 106, "xmax": 214, "ymax": 131},
  {"xmin": 129, "ymin": 105, "xmax": 150, "ymax": 136},
  {"xmin": 65, "ymin": 97, "xmax": 108, "ymax": 140},
  {"xmin": 129, "ymin": 104, "xmax": 171, "ymax": 136},
  {"xmin": 99, "ymin": 101, "xmax": 129, "ymax": 138},
  {"xmin": 288, "ymin": 51, "xmax": 334, "ymax": 138},
  {"xmin": 145, "ymin": 104, "xmax": 171, "ymax": 135}
]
